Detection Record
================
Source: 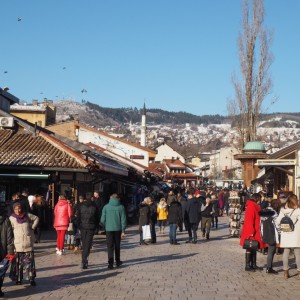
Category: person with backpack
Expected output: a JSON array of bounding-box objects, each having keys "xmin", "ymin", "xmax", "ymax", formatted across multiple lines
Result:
[
  {"xmin": 259, "ymin": 198, "xmax": 281, "ymax": 274},
  {"xmin": 276, "ymin": 194, "xmax": 300, "ymax": 280}
]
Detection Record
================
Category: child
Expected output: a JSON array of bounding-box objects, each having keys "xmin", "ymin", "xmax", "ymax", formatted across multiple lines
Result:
[{"xmin": 157, "ymin": 198, "xmax": 168, "ymax": 234}]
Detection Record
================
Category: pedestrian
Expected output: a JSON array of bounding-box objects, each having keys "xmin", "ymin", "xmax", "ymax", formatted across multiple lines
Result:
[
  {"xmin": 53, "ymin": 195, "xmax": 73, "ymax": 255},
  {"xmin": 18, "ymin": 189, "xmax": 31, "ymax": 213},
  {"xmin": 185, "ymin": 190, "xmax": 200, "ymax": 244},
  {"xmin": 240, "ymin": 193, "xmax": 265, "ymax": 272},
  {"xmin": 259, "ymin": 198, "xmax": 281, "ymax": 274},
  {"xmin": 168, "ymin": 198, "xmax": 182, "ymax": 245},
  {"xmin": 149, "ymin": 198, "xmax": 157, "ymax": 243},
  {"xmin": 0, "ymin": 207, "xmax": 14, "ymax": 297},
  {"xmin": 101, "ymin": 193, "xmax": 126, "ymax": 269},
  {"xmin": 177, "ymin": 192, "xmax": 187, "ymax": 231},
  {"xmin": 201, "ymin": 197, "xmax": 213, "ymax": 239},
  {"xmin": 166, "ymin": 190, "xmax": 176, "ymax": 206},
  {"xmin": 92, "ymin": 191, "xmax": 105, "ymax": 234},
  {"xmin": 31, "ymin": 195, "xmax": 45, "ymax": 243},
  {"xmin": 218, "ymin": 189, "xmax": 225, "ymax": 216},
  {"xmin": 211, "ymin": 194, "xmax": 219, "ymax": 229},
  {"xmin": 9, "ymin": 202, "xmax": 39, "ymax": 286},
  {"xmin": 276, "ymin": 194, "xmax": 300, "ymax": 279},
  {"xmin": 157, "ymin": 198, "xmax": 168, "ymax": 234},
  {"xmin": 138, "ymin": 197, "xmax": 151, "ymax": 245},
  {"xmin": 77, "ymin": 197, "xmax": 99, "ymax": 269}
]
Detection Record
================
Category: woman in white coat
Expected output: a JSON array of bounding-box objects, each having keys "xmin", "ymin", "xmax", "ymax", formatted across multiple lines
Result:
[{"xmin": 276, "ymin": 194, "xmax": 300, "ymax": 279}]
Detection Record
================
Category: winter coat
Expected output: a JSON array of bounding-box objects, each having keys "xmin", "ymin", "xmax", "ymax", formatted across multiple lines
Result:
[
  {"xmin": 53, "ymin": 199, "xmax": 73, "ymax": 230},
  {"xmin": 78, "ymin": 200, "xmax": 99, "ymax": 231},
  {"xmin": 201, "ymin": 203, "xmax": 213, "ymax": 218},
  {"xmin": 100, "ymin": 197, "xmax": 127, "ymax": 232},
  {"xmin": 138, "ymin": 203, "xmax": 150, "ymax": 230},
  {"xmin": 259, "ymin": 207, "xmax": 279, "ymax": 246},
  {"xmin": 157, "ymin": 203, "xmax": 168, "ymax": 221},
  {"xmin": 149, "ymin": 203, "xmax": 158, "ymax": 224},
  {"xmin": 210, "ymin": 200, "xmax": 219, "ymax": 217},
  {"xmin": 218, "ymin": 192, "xmax": 225, "ymax": 209},
  {"xmin": 168, "ymin": 201, "xmax": 182, "ymax": 225},
  {"xmin": 240, "ymin": 200, "xmax": 265, "ymax": 249},
  {"xmin": 9, "ymin": 213, "xmax": 39, "ymax": 252},
  {"xmin": 185, "ymin": 197, "xmax": 200, "ymax": 224},
  {"xmin": 276, "ymin": 207, "xmax": 300, "ymax": 248},
  {"xmin": 0, "ymin": 214, "xmax": 14, "ymax": 260}
]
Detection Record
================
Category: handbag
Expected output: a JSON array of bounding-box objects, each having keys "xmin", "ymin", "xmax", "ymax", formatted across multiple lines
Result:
[
  {"xmin": 142, "ymin": 225, "xmax": 151, "ymax": 240},
  {"xmin": 243, "ymin": 237, "xmax": 259, "ymax": 251}
]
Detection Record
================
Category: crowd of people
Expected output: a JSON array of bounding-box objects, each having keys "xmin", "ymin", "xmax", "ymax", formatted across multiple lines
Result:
[
  {"xmin": 1, "ymin": 185, "xmax": 300, "ymax": 298},
  {"xmin": 240, "ymin": 191, "xmax": 300, "ymax": 279}
]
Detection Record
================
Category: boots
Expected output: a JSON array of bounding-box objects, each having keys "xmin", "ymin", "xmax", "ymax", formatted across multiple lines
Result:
[
  {"xmin": 252, "ymin": 251, "xmax": 264, "ymax": 271},
  {"xmin": 245, "ymin": 252, "xmax": 255, "ymax": 272},
  {"xmin": 284, "ymin": 270, "xmax": 289, "ymax": 279}
]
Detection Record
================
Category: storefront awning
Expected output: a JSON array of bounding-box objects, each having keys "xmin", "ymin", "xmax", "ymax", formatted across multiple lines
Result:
[{"xmin": 0, "ymin": 173, "xmax": 50, "ymax": 179}]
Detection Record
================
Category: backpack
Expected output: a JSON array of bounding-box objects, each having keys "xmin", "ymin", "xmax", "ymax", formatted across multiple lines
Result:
[
  {"xmin": 261, "ymin": 216, "xmax": 275, "ymax": 245},
  {"xmin": 280, "ymin": 210, "xmax": 298, "ymax": 232}
]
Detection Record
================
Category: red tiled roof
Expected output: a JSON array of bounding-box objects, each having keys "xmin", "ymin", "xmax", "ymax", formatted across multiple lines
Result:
[
  {"xmin": 164, "ymin": 159, "xmax": 186, "ymax": 169},
  {"xmin": 0, "ymin": 129, "xmax": 88, "ymax": 170}
]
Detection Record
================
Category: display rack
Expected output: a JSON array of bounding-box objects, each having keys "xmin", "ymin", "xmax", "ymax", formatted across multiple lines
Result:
[{"xmin": 228, "ymin": 191, "xmax": 242, "ymax": 237}]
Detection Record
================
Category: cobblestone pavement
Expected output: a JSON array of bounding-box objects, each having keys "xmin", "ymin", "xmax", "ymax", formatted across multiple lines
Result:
[{"xmin": 2, "ymin": 216, "xmax": 300, "ymax": 300}]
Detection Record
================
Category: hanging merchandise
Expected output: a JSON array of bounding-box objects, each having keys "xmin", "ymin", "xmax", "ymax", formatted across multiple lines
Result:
[{"xmin": 228, "ymin": 190, "xmax": 242, "ymax": 237}]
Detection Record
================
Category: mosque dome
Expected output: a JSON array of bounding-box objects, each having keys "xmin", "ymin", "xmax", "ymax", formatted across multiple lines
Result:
[{"xmin": 243, "ymin": 141, "xmax": 266, "ymax": 154}]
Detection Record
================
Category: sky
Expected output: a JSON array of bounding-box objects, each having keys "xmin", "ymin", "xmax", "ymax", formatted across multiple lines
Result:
[{"xmin": 1, "ymin": 0, "xmax": 300, "ymax": 116}]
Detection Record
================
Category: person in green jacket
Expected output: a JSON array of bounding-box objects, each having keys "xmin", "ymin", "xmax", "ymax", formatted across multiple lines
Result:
[{"xmin": 100, "ymin": 193, "xmax": 127, "ymax": 269}]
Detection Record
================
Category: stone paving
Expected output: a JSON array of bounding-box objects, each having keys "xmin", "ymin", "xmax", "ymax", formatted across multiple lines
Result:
[{"xmin": 2, "ymin": 216, "xmax": 300, "ymax": 300}]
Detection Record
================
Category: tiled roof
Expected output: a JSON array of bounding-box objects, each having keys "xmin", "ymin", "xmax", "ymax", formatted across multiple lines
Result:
[
  {"xmin": 0, "ymin": 129, "xmax": 88, "ymax": 170},
  {"xmin": 164, "ymin": 159, "xmax": 186, "ymax": 169}
]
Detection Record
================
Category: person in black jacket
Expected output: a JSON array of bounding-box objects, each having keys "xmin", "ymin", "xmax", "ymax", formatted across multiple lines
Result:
[
  {"xmin": 77, "ymin": 197, "xmax": 99, "ymax": 269},
  {"xmin": 185, "ymin": 190, "xmax": 200, "ymax": 244},
  {"xmin": 168, "ymin": 199, "xmax": 182, "ymax": 245},
  {"xmin": 149, "ymin": 200, "xmax": 157, "ymax": 243},
  {"xmin": 201, "ymin": 197, "xmax": 213, "ymax": 240},
  {"xmin": 0, "ymin": 210, "xmax": 14, "ymax": 297},
  {"xmin": 138, "ymin": 198, "xmax": 151, "ymax": 245}
]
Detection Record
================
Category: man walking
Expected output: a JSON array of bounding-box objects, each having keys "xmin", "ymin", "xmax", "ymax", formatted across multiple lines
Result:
[
  {"xmin": 185, "ymin": 190, "xmax": 200, "ymax": 244},
  {"xmin": 77, "ymin": 196, "xmax": 99, "ymax": 269},
  {"xmin": 101, "ymin": 193, "xmax": 127, "ymax": 269}
]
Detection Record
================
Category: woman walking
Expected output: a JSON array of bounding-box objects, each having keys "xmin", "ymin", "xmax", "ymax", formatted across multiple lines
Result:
[
  {"xmin": 276, "ymin": 194, "xmax": 300, "ymax": 279},
  {"xmin": 157, "ymin": 198, "xmax": 168, "ymax": 234},
  {"xmin": 53, "ymin": 195, "xmax": 73, "ymax": 255},
  {"xmin": 9, "ymin": 202, "xmax": 39, "ymax": 286},
  {"xmin": 240, "ymin": 193, "xmax": 265, "ymax": 272}
]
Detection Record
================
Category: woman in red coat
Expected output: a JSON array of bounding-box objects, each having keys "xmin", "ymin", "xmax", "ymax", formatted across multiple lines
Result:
[
  {"xmin": 240, "ymin": 193, "xmax": 265, "ymax": 271},
  {"xmin": 54, "ymin": 195, "xmax": 73, "ymax": 255}
]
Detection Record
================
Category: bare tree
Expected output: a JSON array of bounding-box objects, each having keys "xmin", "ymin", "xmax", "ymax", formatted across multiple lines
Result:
[{"xmin": 228, "ymin": 0, "xmax": 273, "ymax": 147}]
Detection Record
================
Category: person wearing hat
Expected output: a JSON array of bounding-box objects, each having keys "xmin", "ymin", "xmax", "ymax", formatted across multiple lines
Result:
[{"xmin": 9, "ymin": 202, "xmax": 39, "ymax": 286}]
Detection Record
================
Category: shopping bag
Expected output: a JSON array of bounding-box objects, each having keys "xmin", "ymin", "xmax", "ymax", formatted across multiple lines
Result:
[{"xmin": 142, "ymin": 225, "xmax": 151, "ymax": 240}]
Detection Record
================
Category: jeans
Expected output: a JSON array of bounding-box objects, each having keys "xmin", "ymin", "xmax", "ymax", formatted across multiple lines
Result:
[
  {"xmin": 187, "ymin": 223, "xmax": 197, "ymax": 242},
  {"xmin": 81, "ymin": 229, "xmax": 94, "ymax": 264},
  {"xmin": 267, "ymin": 244, "xmax": 276, "ymax": 268},
  {"xmin": 283, "ymin": 248, "xmax": 300, "ymax": 271},
  {"xmin": 169, "ymin": 223, "xmax": 177, "ymax": 243},
  {"xmin": 106, "ymin": 231, "xmax": 122, "ymax": 265}
]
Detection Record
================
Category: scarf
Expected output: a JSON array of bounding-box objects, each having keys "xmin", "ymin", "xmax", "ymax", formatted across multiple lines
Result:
[{"xmin": 11, "ymin": 213, "xmax": 28, "ymax": 224}]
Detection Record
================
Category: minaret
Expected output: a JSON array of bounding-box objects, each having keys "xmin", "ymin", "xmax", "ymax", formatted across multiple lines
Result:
[{"xmin": 140, "ymin": 103, "xmax": 146, "ymax": 147}]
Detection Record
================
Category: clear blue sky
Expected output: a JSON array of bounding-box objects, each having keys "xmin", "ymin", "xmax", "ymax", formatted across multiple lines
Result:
[{"xmin": 1, "ymin": 0, "xmax": 299, "ymax": 116}]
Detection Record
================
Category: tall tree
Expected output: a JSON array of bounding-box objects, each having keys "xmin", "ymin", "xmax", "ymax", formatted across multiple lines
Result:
[{"xmin": 228, "ymin": 0, "xmax": 273, "ymax": 147}]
